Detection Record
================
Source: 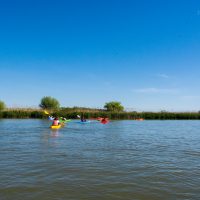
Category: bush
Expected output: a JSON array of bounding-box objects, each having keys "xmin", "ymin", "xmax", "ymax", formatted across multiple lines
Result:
[
  {"xmin": 0, "ymin": 101, "xmax": 6, "ymax": 111},
  {"xmin": 104, "ymin": 101, "xmax": 124, "ymax": 112},
  {"xmin": 39, "ymin": 96, "xmax": 60, "ymax": 110}
]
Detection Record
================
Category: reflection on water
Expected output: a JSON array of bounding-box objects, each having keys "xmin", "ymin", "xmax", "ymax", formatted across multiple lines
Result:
[
  {"xmin": 50, "ymin": 129, "xmax": 59, "ymax": 137},
  {"xmin": 0, "ymin": 119, "xmax": 200, "ymax": 200}
]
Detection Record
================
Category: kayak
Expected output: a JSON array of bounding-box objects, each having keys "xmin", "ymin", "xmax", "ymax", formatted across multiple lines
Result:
[
  {"xmin": 98, "ymin": 117, "xmax": 109, "ymax": 124},
  {"xmin": 50, "ymin": 125, "xmax": 61, "ymax": 129},
  {"xmin": 59, "ymin": 119, "xmax": 71, "ymax": 123},
  {"xmin": 101, "ymin": 120, "xmax": 109, "ymax": 124}
]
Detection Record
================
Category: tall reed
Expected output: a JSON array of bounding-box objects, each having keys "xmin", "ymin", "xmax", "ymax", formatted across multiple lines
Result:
[{"xmin": 1, "ymin": 109, "xmax": 200, "ymax": 120}]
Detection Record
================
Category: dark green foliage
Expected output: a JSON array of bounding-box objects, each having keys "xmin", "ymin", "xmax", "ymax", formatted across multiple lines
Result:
[
  {"xmin": 104, "ymin": 101, "xmax": 124, "ymax": 112},
  {"xmin": 2, "ymin": 111, "xmax": 31, "ymax": 118},
  {"xmin": 0, "ymin": 101, "xmax": 6, "ymax": 111},
  {"xmin": 30, "ymin": 111, "xmax": 46, "ymax": 118},
  {"xmin": 0, "ymin": 110, "xmax": 45, "ymax": 119},
  {"xmin": 39, "ymin": 96, "xmax": 60, "ymax": 110}
]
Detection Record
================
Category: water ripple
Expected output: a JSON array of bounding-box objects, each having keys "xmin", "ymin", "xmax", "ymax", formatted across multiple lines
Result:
[{"xmin": 0, "ymin": 119, "xmax": 200, "ymax": 200}]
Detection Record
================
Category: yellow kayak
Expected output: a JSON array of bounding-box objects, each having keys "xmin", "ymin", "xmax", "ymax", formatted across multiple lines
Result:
[{"xmin": 50, "ymin": 125, "xmax": 61, "ymax": 129}]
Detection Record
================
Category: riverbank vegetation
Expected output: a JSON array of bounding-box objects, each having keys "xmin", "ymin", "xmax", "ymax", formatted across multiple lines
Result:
[
  {"xmin": 0, "ymin": 101, "xmax": 6, "ymax": 111},
  {"xmin": 1, "ymin": 108, "xmax": 200, "ymax": 120},
  {"xmin": 39, "ymin": 96, "xmax": 60, "ymax": 110},
  {"xmin": 104, "ymin": 101, "xmax": 124, "ymax": 112},
  {"xmin": 1, "ymin": 97, "xmax": 200, "ymax": 120}
]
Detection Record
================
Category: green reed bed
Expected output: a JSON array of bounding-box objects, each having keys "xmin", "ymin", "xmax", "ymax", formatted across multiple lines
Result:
[{"xmin": 1, "ymin": 109, "xmax": 200, "ymax": 120}]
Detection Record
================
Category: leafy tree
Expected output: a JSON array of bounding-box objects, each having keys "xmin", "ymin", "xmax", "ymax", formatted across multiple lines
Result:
[
  {"xmin": 39, "ymin": 96, "xmax": 60, "ymax": 110},
  {"xmin": 104, "ymin": 101, "xmax": 124, "ymax": 112},
  {"xmin": 0, "ymin": 100, "xmax": 6, "ymax": 111}
]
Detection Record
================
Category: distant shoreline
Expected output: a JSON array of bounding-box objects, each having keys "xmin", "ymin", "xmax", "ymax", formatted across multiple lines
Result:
[{"xmin": 1, "ymin": 108, "xmax": 200, "ymax": 120}]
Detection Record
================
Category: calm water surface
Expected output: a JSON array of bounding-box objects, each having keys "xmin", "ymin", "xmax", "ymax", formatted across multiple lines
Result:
[{"xmin": 0, "ymin": 119, "xmax": 200, "ymax": 200}]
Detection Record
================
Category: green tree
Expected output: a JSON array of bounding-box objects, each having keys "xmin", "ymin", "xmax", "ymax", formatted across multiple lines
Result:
[
  {"xmin": 0, "ymin": 100, "xmax": 6, "ymax": 111},
  {"xmin": 104, "ymin": 101, "xmax": 124, "ymax": 112},
  {"xmin": 39, "ymin": 96, "xmax": 60, "ymax": 110}
]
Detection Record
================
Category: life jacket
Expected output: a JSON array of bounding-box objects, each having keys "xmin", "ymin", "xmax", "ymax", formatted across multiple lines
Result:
[
  {"xmin": 52, "ymin": 120, "xmax": 59, "ymax": 126},
  {"xmin": 101, "ymin": 118, "xmax": 109, "ymax": 124}
]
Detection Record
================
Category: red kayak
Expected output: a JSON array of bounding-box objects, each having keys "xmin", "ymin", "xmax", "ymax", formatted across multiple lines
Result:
[
  {"xmin": 90, "ymin": 117, "xmax": 109, "ymax": 124},
  {"xmin": 100, "ymin": 118, "xmax": 109, "ymax": 124}
]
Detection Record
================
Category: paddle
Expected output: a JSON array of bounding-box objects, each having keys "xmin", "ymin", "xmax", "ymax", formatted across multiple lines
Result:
[
  {"xmin": 44, "ymin": 110, "xmax": 49, "ymax": 115},
  {"xmin": 77, "ymin": 115, "xmax": 87, "ymax": 122},
  {"xmin": 44, "ymin": 110, "xmax": 54, "ymax": 120}
]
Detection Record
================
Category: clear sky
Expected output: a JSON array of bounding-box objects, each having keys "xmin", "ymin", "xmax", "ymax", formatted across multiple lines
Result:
[{"xmin": 0, "ymin": 0, "xmax": 200, "ymax": 111}]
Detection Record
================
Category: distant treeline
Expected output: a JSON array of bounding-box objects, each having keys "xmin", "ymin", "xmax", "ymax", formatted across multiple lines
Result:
[{"xmin": 1, "ymin": 108, "xmax": 200, "ymax": 120}]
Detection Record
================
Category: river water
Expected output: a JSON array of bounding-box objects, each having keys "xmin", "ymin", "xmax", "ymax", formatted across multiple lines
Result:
[{"xmin": 0, "ymin": 119, "xmax": 199, "ymax": 200}]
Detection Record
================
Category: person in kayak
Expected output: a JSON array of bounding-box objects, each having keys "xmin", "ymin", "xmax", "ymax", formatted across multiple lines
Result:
[
  {"xmin": 59, "ymin": 117, "xmax": 68, "ymax": 126},
  {"xmin": 60, "ymin": 117, "xmax": 67, "ymax": 122},
  {"xmin": 52, "ymin": 117, "xmax": 60, "ymax": 126},
  {"xmin": 101, "ymin": 118, "xmax": 109, "ymax": 124},
  {"xmin": 81, "ymin": 115, "xmax": 86, "ymax": 122}
]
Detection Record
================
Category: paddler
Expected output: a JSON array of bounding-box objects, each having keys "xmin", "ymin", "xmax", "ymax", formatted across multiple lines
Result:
[
  {"xmin": 101, "ymin": 118, "xmax": 109, "ymax": 124},
  {"xmin": 81, "ymin": 115, "xmax": 86, "ymax": 122},
  {"xmin": 52, "ymin": 117, "xmax": 60, "ymax": 126}
]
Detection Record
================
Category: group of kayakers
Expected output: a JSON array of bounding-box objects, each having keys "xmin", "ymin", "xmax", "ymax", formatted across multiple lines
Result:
[{"xmin": 49, "ymin": 114, "xmax": 109, "ymax": 127}]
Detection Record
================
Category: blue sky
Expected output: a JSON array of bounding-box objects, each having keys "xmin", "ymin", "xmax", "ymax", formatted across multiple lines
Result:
[{"xmin": 0, "ymin": 0, "xmax": 200, "ymax": 111}]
